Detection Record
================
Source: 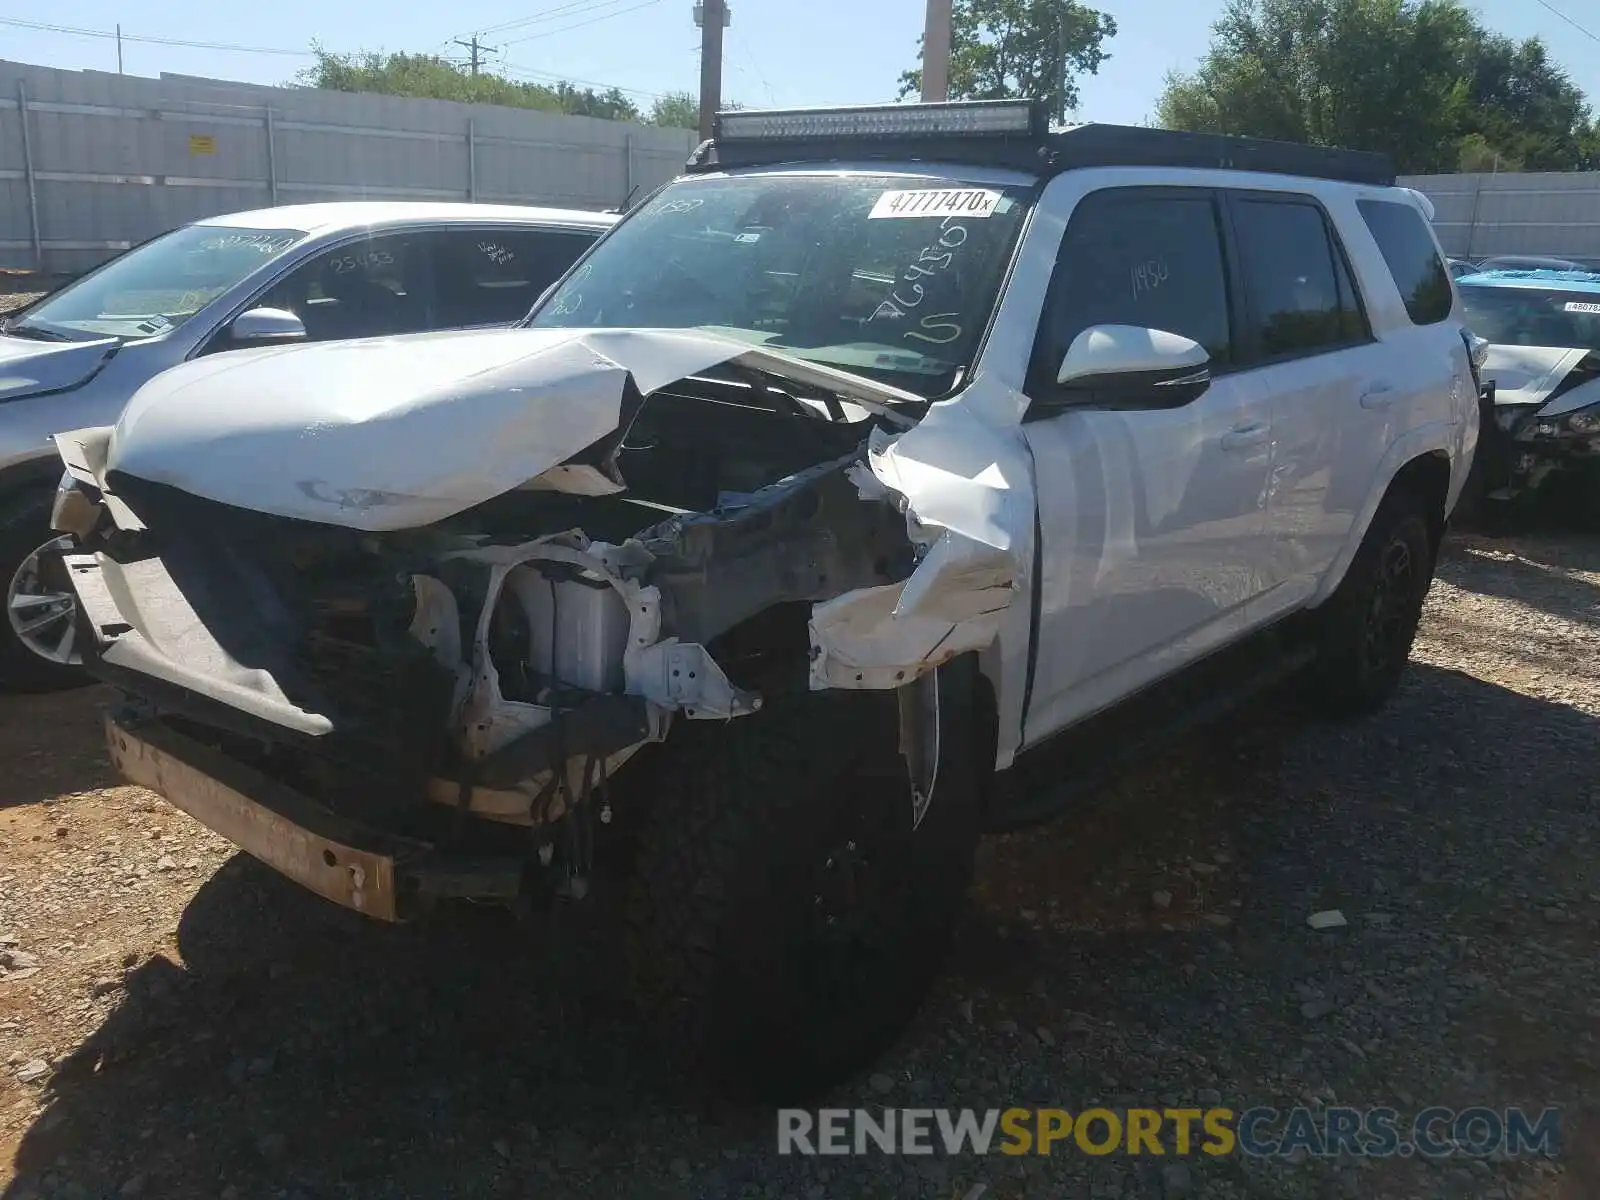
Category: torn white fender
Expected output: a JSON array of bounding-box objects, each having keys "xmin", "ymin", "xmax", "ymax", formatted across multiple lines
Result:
[
  {"xmin": 444, "ymin": 533, "xmax": 758, "ymax": 759},
  {"xmin": 812, "ymin": 379, "xmax": 1034, "ymax": 691},
  {"xmin": 808, "ymin": 535, "xmax": 1013, "ymax": 690}
]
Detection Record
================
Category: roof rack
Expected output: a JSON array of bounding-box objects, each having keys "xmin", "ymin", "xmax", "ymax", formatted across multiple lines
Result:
[{"xmin": 686, "ymin": 101, "xmax": 1396, "ymax": 188}]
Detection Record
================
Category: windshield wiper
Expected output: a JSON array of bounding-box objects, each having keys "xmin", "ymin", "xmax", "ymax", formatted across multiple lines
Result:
[{"xmin": 1, "ymin": 319, "xmax": 72, "ymax": 342}]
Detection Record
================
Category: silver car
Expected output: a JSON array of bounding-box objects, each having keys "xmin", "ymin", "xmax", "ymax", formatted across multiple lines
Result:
[{"xmin": 1, "ymin": 201, "xmax": 614, "ymax": 691}]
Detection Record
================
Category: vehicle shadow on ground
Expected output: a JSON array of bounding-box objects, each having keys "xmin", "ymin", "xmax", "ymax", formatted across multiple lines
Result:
[
  {"xmin": 5, "ymin": 854, "xmax": 710, "ymax": 1199},
  {"xmin": 4, "ymin": 664, "xmax": 1595, "ymax": 1198},
  {"xmin": 1442, "ymin": 529, "xmax": 1600, "ymax": 623},
  {"xmin": 942, "ymin": 659, "xmax": 1598, "ymax": 1093},
  {"xmin": 0, "ymin": 687, "xmax": 119, "ymax": 809}
]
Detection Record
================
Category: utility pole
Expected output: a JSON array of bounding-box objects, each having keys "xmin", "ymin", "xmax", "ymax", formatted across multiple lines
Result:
[
  {"xmin": 921, "ymin": 0, "xmax": 952, "ymax": 102},
  {"xmin": 695, "ymin": 0, "xmax": 729, "ymax": 143},
  {"xmin": 452, "ymin": 34, "xmax": 497, "ymax": 76},
  {"xmin": 1055, "ymin": 13, "xmax": 1071, "ymax": 124},
  {"xmin": 115, "ymin": 24, "xmax": 123, "ymax": 74}
]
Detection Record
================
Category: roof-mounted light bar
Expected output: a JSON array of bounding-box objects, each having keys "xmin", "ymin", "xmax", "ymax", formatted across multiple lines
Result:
[{"xmin": 713, "ymin": 100, "xmax": 1043, "ymax": 143}]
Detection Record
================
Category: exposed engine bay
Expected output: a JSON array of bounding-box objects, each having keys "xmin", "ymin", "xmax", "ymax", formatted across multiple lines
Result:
[{"xmin": 52, "ymin": 328, "xmax": 1029, "ymax": 912}]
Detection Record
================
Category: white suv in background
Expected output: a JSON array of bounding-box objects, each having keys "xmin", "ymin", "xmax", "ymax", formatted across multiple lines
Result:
[{"xmin": 49, "ymin": 103, "xmax": 1478, "ymax": 1100}]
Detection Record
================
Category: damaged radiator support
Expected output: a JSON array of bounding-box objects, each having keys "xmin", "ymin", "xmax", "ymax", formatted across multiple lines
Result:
[{"xmin": 413, "ymin": 451, "xmax": 916, "ymax": 830}]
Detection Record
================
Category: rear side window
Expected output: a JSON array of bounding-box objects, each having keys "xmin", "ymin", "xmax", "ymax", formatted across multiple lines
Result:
[
  {"xmin": 1033, "ymin": 188, "xmax": 1234, "ymax": 386},
  {"xmin": 1233, "ymin": 198, "xmax": 1368, "ymax": 360},
  {"xmin": 430, "ymin": 228, "xmax": 598, "ymax": 327},
  {"xmin": 1357, "ymin": 198, "xmax": 1453, "ymax": 325}
]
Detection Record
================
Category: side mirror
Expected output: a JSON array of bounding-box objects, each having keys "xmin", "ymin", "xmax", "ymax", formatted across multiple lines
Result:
[
  {"xmin": 1033, "ymin": 324, "xmax": 1211, "ymax": 416},
  {"xmin": 227, "ymin": 307, "xmax": 306, "ymax": 347}
]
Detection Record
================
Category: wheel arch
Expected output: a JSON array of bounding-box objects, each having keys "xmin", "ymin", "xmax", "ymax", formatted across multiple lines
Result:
[
  {"xmin": 1311, "ymin": 437, "xmax": 1454, "ymax": 609},
  {"xmin": 0, "ymin": 454, "xmax": 62, "ymax": 511}
]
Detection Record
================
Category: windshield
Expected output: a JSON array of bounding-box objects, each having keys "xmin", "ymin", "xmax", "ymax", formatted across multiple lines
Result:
[
  {"xmin": 12, "ymin": 224, "xmax": 306, "ymax": 341},
  {"xmin": 528, "ymin": 171, "xmax": 1033, "ymax": 397},
  {"xmin": 1460, "ymin": 284, "xmax": 1600, "ymax": 351}
]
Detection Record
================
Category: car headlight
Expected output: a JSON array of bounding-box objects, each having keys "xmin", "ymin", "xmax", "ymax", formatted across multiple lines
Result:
[
  {"xmin": 1514, "ymin": 403, "xmax": 1600, "ymax": 440},
  {"xmin": 1568, "ymin": 408, "xmax": 1600, "ymax": 435},
  {"xmin": 50, "ymin": 471, "xmax": 101, "ymax": 539}
]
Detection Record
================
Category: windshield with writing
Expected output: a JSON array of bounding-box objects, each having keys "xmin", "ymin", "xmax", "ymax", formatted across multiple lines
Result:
[
  {"xmin": 13, "ymin": 225, "xmax": 305, "ymax": 341},
  {"xmin": 528, "ymin": 172, "xmax": 1032, "ymax": 397},
  {"xmin": 1460, "ymin": 285, "xmax": 1600, "ymax": 352}
]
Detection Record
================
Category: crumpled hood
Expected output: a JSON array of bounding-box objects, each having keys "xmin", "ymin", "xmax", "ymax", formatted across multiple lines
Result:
[
  {"xmin": 1482, "ymin": 344, "xmax": 1589, "ymax": 408},
  {"xmin": 105, "ymin": 326, "xmax": 920, "ymax": 531},
  {"xmin": 0, "ymin": 332, "xmax": 119, "ymax": 402}
]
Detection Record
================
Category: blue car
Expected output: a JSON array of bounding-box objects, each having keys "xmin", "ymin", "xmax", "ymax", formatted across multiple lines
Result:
[{"xmin": 1457, "ymin": 269, "xmax": 1600, "ymax": 515}]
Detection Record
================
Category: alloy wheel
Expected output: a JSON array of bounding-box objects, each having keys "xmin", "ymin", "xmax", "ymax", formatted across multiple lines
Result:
[{"xmin": 6, "ymin": 536, "xmax": 81, "ymax": 666}]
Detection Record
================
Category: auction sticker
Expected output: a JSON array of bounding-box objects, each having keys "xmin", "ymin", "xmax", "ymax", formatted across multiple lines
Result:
[
  {"xmin": 1563, "ymin": 301, "xmax": 1600, "ymax": 313},
  {"xmin": 869, "ymin": 188, "xmax": 1002, "ymax": 219}
]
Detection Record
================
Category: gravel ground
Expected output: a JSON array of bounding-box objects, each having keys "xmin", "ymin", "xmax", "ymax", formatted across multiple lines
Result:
[
  {"xmin": 0, "ymin": 529, "xmax": 1595, "ymax": 1199},
  {"xmin": 0, "ymin": 294, "xmax": 41, "ymax": 315}
]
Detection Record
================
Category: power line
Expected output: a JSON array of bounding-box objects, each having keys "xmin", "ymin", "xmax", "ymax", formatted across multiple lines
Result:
[
  {"xmin": 471, "ymin": 0, "xmax": 629, "ymax": 39},
  {"xmin": 1531, "ymin": 0, "xmax": 1600, "ymax": 44},
  {"xmin": 0, "ymin": 16, "xmax": 313, "ymax": 57},
  {"xmin": 3, "ymin": 10, "xmax": 677, "ymax": 96},
  {"xmin": 502, "ymin": 0, "xmax": 665, "ymax": 47},
  {"xmin": 729, "ymin": 28, "xmax": 776, "ymax": 106},
  {"xmin": 500, "ymin": 61, "xmax": 672, "ymax": 100}
]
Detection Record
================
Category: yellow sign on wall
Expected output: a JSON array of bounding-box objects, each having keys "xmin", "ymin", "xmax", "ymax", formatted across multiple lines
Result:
[{"xmin": 188, "ymin": 133, "xmax": 217, "ymax": 156}]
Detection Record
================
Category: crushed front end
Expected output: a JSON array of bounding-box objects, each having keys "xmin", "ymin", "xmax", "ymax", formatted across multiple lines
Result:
[
  {"xmin": 1474, "ymin": 341, "xmax": 1600, "ymax": 515},
  {"xmin": 53, "ymin": 327, "xmax": 1026, "ymax": 921}
]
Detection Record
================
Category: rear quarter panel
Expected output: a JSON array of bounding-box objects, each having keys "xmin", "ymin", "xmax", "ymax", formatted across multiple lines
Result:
[{"xmin": 1307, "ymin": 190, "xmax": 1476, "ymax": 606}]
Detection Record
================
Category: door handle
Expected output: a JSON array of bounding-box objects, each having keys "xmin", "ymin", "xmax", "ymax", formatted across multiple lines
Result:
[
  {"xmin": 1220, "ymin": 422, "xmax": 1269, "ymax": 451},
  {"xmin": 1360, "ymin": 382, "xmax": 1396, "ymax": 410}
]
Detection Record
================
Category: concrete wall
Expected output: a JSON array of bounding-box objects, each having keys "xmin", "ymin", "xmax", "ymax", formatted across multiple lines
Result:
[
  {"xmin": 0, "ymin": 59, "xmax": 696, "ymax": 274},
  {"xmin": 1399, "ymin": 171, "xmax": 1600, "ymax": 264}
]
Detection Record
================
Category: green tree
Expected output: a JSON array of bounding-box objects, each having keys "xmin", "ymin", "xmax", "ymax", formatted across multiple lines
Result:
[
  {"xmin": 898, "ymin": 0, "xmax": 1118, "ymax": 123},
  {"xmin": 647, "ymin": 91, "xmax": 700, "ymax": 129},
  {"xmin": 1156, "ymin": 0, "xmax": 1596, "ymax": 174},
  {"xmin": 552, "ymin": 82, "xmax": 640, "ymax": 122},
  {"xmin": 1458, "ymin": 32, "xmax": 1591, "ymax": 171},
  {"xmin": 296, "ymin": 47, "xmax": 640, "ymax": 123}
]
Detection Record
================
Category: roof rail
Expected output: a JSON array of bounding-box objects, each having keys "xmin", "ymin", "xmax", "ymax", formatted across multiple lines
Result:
[{"xmin": 687, "ymin": 102, "xmax": 1395, "ymax": 188}]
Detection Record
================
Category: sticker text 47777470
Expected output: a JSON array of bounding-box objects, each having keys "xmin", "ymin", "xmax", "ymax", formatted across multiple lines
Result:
[{"xmin": 870, "ymin": 189, "xmax": 1002, "ymax": 220}]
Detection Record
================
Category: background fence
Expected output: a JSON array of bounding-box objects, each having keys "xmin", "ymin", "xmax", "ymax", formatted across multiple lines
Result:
[
  {"xmin": 1399, "ymin": 171, "xmax": 1600, "ymax": 265},
  {"xmin": 4, "ymin": 62, "xmax": 1592, "ymax": 280},
  {"xmin": 0, "ymin": 59, "xmax": 697, "ymax": 275}
]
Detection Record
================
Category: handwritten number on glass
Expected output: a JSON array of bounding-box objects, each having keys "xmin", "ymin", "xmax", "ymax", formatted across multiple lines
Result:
[
  {"xmin": 329, "ymin": 249, "xmax": 396, "ymax": 275},
  {"xmin": 1131, "ymin": 258, "xmax": 1170, "ymax": 300},
  {"xmin": 201, "ymin": 233, "xmax": 297, "ymax": 254},
  {"xmin": 868, "ymin": 217, "xmax": 971, "ymax": 343}
]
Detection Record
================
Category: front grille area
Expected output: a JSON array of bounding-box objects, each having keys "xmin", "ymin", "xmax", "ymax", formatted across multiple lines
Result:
[{"xmin": 98, "ymin": 475, "xmax": 459, "ymax": 816}]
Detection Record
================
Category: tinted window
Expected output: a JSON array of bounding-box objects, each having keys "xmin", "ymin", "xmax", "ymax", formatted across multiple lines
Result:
[
  {"xmin": 1234, "ymin": 199, "xmax": 1367, "ymax": 359},
  {"xmin": 258, "ymin": 233, "xmax": 431, "ymax": 342},
  {"xmin": 1358, "ymin": 199, "xmax": 1452, "ymax": 325},
  {"xmin": 1034, "ymin": 189, "xmax": 1233, "ymax": 384},
  {"xmin": 431, "ymin": 228, "xmax": 598, "ymax": 327}
]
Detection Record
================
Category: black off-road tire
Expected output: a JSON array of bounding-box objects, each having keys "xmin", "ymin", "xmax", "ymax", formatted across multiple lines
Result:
[
  {"xmin": 1305, "ymin": 488, "xmax": 1436, "ymax": 719},
  {"xmin": 0, "ymin": 487, "xmax": 91, "ymax": 695},
  {"xmin": 625, "ymin": 666, "xmax": 984, "ymax": 1102}
]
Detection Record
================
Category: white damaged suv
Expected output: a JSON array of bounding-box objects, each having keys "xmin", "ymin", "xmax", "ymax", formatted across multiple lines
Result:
[{"xmin": 50, "ymin": 102, "xmax": 1479, "ymax": 1099}]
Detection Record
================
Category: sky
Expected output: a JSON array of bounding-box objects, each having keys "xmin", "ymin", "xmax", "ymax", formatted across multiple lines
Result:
[{"xmin": 3, "ymin": 0, "xmax": 1600, "ymax": 125}]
